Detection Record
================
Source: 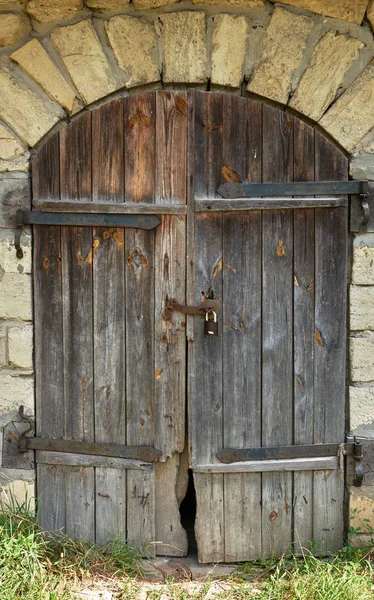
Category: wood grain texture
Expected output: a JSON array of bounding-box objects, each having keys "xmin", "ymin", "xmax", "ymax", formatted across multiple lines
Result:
[
  {"xmin": 33, "ymin": 200, "xmax": 187, "ymax": 214},
  {"xmin": 36, "ymin": 451, "xmax": 152, "ymax": 470},
  {"xmin": 313, "ymin": 131, "xmax": 348, "ymax": 554},
  {"xmin": 195, "ymin": 198, "xmax": 347, "ymax": 210},
  {"xmin": 194, "ymin": 457, "xmax": 339, "ymax": 473},
  {"xmin": 261, "ymin": 105, "xmax": 293, "ymax": 557}
]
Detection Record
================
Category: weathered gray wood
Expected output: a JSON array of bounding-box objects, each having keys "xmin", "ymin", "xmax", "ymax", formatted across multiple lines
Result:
[
  {"xmin": 293, "ymin": 119, "xmax": 315, "ymax": 553},
  {"xmin": 313, "ymin": 131, "xmax": 348, "ymax": 555},
  {"xmin": 36, "ymin": 451, "xmax": 153, "ymax": 470},
  {"xmin": 194, "ymin": 457, "xmax": 339, "ymax": 473},
  {"xmin": 33, "ymin": 134, "xmax": 66, "ymax": 534},
  {"xmin": 195, "ymin": 197, "xmax": 347, "ymax": 211},
  {"xmin": 33, "ymin": 200, "xmax": 187, "ymax": 214},
  {"xmin": 222, "ymin": 95, "xmax": 262, "ymax": 562},
  {"xmin": 124, "ymin": 93, "xmax": 156, "ymax": 554},
  {"xmin": 190, "ymin": 93, "xmax": 224, "ymax": 563},
  {"xmin": 60, "ymin": 111, "xmax": 95, "ymax": 541},
  {"xmin": 261, "ymin": 104, "xmax": 293, "ymax": 557},
  {"xmin": 92, "ymin": 98, "xmax": 127, "ymax": 545}
]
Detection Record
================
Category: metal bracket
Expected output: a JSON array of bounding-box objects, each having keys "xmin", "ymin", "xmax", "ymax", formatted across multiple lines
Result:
[
  {"xmin": 2, "ymin": 406, "xmax": 35, "ymax": 469},
  {"xmin": 164, "ymin": 297, "xmax": 221, "ymax": 321},
  {"xmin": 353, "ymin": 438, "xmax": 364, "ymax": 487}
]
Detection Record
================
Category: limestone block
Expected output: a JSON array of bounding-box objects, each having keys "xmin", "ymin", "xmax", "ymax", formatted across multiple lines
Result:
[
  {"xmin": 0, "ymin": 177, "xmax": 31, "ymax": 229},
  {"xmin": 8, "ymin": 324, "xmax": 33, "ymax": 369},
  {"xmin": 0, "ymin": 274, "xmax": 32, "ymax": 320},
  {"xmin": 11, "ymin": 40, "xmax": 81, "ymax": 114},
  {"xmin": 193, "ymin": 0, "xmax": 262, "ymax": 4},
  {"xmin": 290, "ymin": 33, "xmax": 363, "ymax": 122},
  {"xmin": 268, "ymin": 0, "xmax": 369, "ymax": 25},
  {"xmin": 160, "ymin": 12, "xmax": 207, "ymax": 84},
  {"xmin": 0, "ymin": 373, "xmax": 34, "ymax": 413},
  {"xmin": 350, "ymin": 286, "xmax": 374, "ymax": 331},
  {"xmin": 350, "ymin": 386, "xmax": 374, "ymax": 432},
  {"xmin": 26, "ymin": 0, "xmax": 83, "ymax": 23},
  {"xmin": 368, "ymin": 0, "xmax": 374, "ymax": 31},
  {"xmin": 0, "ymin": 124, "xmax": 25, "ymax": 160},
  {"xmin": 0, "ymin": 325, "xmax": 6, "ymax": 366},
  {"xmin": 320, "ymin": 64, "xmax": 374, "ymax": 153},
  {"xmin": 86, "ymin": 0, "xmax": 129, "ymax": 8},
  {"xmin": 0, "ymin": 229, "xmax": 31, "ymax": 274},
  {"xmin": 105, "ymin": 16, "xmax": 159, "ymax": 87},
  {"xmin": 0, "ymin": 481, "xmax": 35, "ymax": 510},
  {"xmin": 211, "ymin": 14, "xmax": 249, "ymax": 88},
  {"xmin": 0, "ymin": 13, "xmax": 30, "ymax": 48},
  {"xmin": 350, "ymin": 336, "xmax": 374, "ymax": 382},
  {"xmin": 350, "ymin": 487, "xmax": 374, "ymax": 531},
  {"xmin": 51, "ymin": 20, "xmax": 118, "ymax": 105},
  {"xmin": 350, "ymin": 153, "xmax": 374, "ymax": 180},
  {"xmin": 247, "ymin": 7, "xmax": 314, "ymax": 104},
  {"xmin": 0, "ymin": 64, "xmax": 63, "ymax": 147},
  {"xmin": 352, "ymin": 233, "xmax": 374, "ymax": 285},
  {"xmin": 347, "ymin": 533, "xmax": 374, "ymax": 548},
  {"xmin": 133, "ymin": 0, "xmax": 178, "ymax": 8}
]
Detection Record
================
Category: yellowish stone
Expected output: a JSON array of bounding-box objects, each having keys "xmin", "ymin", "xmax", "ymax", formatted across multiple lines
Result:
[
  {"xmin": 0, "ymin": 13, "xmax": 30, "ymax": 48},
  {"xmin": 211, "ymin": 14, "xmax": 249, "ymax": 88},
  {"xmin": 26, "ymin": 0, "xmax": 83, "ymax": 23},
  {"xmin": 268, "ymin": 0, "xmax": 369, "ymax": 25}
]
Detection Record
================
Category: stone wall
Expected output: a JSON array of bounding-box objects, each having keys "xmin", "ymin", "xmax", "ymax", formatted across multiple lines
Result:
[{"xmin": 0, "ymin": 0, "xmax": 374, "ymax": 544}]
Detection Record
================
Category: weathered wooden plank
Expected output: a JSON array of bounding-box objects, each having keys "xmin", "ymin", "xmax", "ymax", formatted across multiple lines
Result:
[
  {"xmin": 261, "ymin": 105, "xmax": 293, "ymax": 557},
  {"xmin": 190, "ymin": 93, "xmax": 224, "ymax": 563},
  {"xmin": 293, "ymin": 119, "xmax": 315, "ymax": 553},
  {"xmin": 124, "ymin": 93, "xmax": 156, "ymax": 554},
  {"xmin": 195, "ymin": 197, "xmax": 347, "ymax": 211},
  {"xmin": 33, "ymin": 134, "xmax": 66, "ymax": 533},
  {"xmin": 222, "ymin": 95, "xmax": 262, "ymax": 562},
  {"xmin": 92, "ymin": 98, "xmax": 127, "ymax": 544},
  {"xmin": 33, "ymin": 200, "xmax": 187, "ymax": 214},
  {"xmin": 36, "ymin": 451, "xmax": 153, "ymax": 470},
  {"xmin": 60, "ymin": 111, "xmax": 95, "ymax": 541},
  {"xmin": 194, "ymin": 457, "xmax": 339, "ymax": 473},
  {"xmin": 313, "ymin": 131, "xmax": 348, "ymax": 554}
]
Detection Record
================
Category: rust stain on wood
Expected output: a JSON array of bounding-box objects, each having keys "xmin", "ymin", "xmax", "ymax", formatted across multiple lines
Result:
[
  {"xmin": 222, "ymin": 165, "xmax": 241, "ymax": 183},
  {"xmin": 225, "ymin": 322, "xmax": 239, "ymax": 331},
  {"xmin": 43, "ymin": 256, "xmax": 50, "ymax": 272},
  {"xmin": 314, "ymin": 328, "xmax": 325, "ymax": 348},
  {"xmin": 294, "ymin": 274, "xmax": 314, "ymax": 291},
  {"xmin": 276, "ymin": 239, "xmax": 285, "ymax": 257}
]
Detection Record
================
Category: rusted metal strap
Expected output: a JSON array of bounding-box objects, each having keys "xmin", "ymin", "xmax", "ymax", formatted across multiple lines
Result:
[
  {"xmin": 217, "ymin": 180, "xmax": 370, "ymax": 198},
  {"xmin": 217, "ymin": 442, "xmax": 358, "ymax": 463},
  {"xmin": 20, "ymin": 437, "xmax": 161, "ymax": 463}
]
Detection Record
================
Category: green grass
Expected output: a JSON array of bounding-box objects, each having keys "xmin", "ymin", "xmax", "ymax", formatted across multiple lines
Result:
[{"xmin": 1, "ymin": 498, "xmax": 374, "ymax": 599}]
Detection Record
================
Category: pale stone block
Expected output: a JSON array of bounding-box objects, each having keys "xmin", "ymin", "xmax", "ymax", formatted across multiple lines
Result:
[
  {"xmin": 0, "ymin": 273, "xmax": 32, "ymax": 320},
  {"xmin": 51, "ymin": 20, "xmax": 118, "ymax": 105},
  {"xmin": 247, "ymin": 7, "xmax": 314, "ymax": 104},
  {"xmin": 211, "ymin": 14, "xmax": 249, "ymax": 88},
  {"xmin": 0, "ymin": 13, "xmax": 30, "ymax": 48},
  {"xmin": 350, "ymin": 487, "xmax": 374, "ymax": 530},
  {"xmin": 105, "ymin": 16, "xmax": 160, "ymax": 87},
  {"xmin": 26, "ymin": 0, "xmax": 83, "ymax": 23},
  {"xmin": 0, "ymin": 373, "xmax": 34, "ymax": 413},
  {"xmin": 0, "ymin": 157, "xmax": 29, "ymax": 173},
  {"xmin": 11, "ymin": 40, "xmax": 82, "ymax": 114},
  {"xmin": 0, "ymin": 229, "xmax": 31, "ymax": 274},
  {"xmin": 0, "ymin": 325, "xmax": 7, "ymax": 366},
  {"xmin": 352, "ymin": 234, "xmax": 374, "ymax": 285},
  {"xmin": 320, "ymin": 64, "xmax": 374, "ymax": 153},
  {"xmin": 0, "ymin": 178, "xmax": 31, "ymax": 229},
  {"xmin": 368, "ymin": 0, "xmax": 374, "ymax": 31},
  {"xmin": 193, "ymin": 0, "xmax": 262, "ymax": 4},
  {"xmin": 86, "ymin": 0, "xmax": 129, "ymax": 8},
  {"xmin": 350, "ymin": 286, "xmax": 374, "ymax": 331},
  {"xmin": 350, "ymin": 336, "xmax": 374, "ymax": 382},
  {"xmin": 8, "ymin": 324, "xmax": 33, "ymax": 369},
  {"xmin": 160, "ymin": 12, "xmax": 207, "ymax": 84},
  {"xmin": 350, "ymin": 386, "xmax": 374, "ymax": 431},
  {"xmin": 268, "ymin": 0, "xmax": 369, "ymax": 25},
  {"xmin": 290, "ymin": 33, "xmax": 363, "ymax": 122},
  {"xmin": 133, "ymin": 0, "xmax": 178, "ymax": 8},
  {"xmin": 347, "ymin": 533, "xmax": 374, "ymax": 548},
  {"xmin": 0, "ymin": 481, "xmax": 35, "ymax": 511},
  {"xmin": 0, "ymin": 64, "xmax": 63, "ymax": 147},
  {"xmin": 0, "ymin": 124, "xmax": 25, "ymax": 160},
  {"xmin": 350, "ymin": 153, "xmax": 374, "ymax": 180}
]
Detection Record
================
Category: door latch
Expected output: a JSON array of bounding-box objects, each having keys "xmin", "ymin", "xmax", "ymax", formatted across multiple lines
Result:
[{"xmin": 164, "ymin": 298, "xmax": 221, "ymax": 339}]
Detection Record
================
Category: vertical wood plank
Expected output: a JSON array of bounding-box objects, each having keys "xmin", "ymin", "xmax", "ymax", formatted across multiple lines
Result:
[
  {"xmin": 293, "ymin": 120, "xmax": 315, "ymax": 552},
  {"xmin": 190, "ymin": 93, "xmax": 224, "ymax": 563},
  {"xmin": 262, "ymin": 105, "xmax": 293, "ymax": 557},
  {"xmin": 154, "ymin": 91, "xmax": 187, "ymax": 555},
  {"xmin": 222, "ymin": 96, "xmax": 262, "ymax": 561},
  {"xmin": 124, "ymin": 93, "xmax": 156, "ymax": 553},
  {"xmin": 33, "ymin": 135, "xmax": 66, "ymax": 532},
  {"xmin": 313, "ymin": 131, "xmax": 348, "ymax": 554},
  {"xmin": 60, "ymin": 111, "xmax": 95, "ymax": 541},
  {"xmin": 92, "ymin": 99, "xmax": 126, "ymax": 544}
]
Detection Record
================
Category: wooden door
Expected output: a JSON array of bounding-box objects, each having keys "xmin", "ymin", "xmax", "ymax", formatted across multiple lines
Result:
[
  {"xmin": 33, "ymin": 92, "xmax": 188, "ymax": 553},
  {"xmin": 188, "ymin": 93, "xmax": 348, "ymax": 562}
]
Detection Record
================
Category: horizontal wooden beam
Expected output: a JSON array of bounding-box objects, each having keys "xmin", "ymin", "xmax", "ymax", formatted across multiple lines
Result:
[
  {"xmin": 33, "ymin": 200, "xmax": 187, "ymax": 215},
  {"xmin": 36, "ymin": 451, "xmax": 153, "ymax": 470},
  {"xmin": 193, "ymin": 457, "xmax": 339, "ymax": 473},
  {"xmin": 195, "ymin": 197, "xmax": 348, "ymax": 212}
]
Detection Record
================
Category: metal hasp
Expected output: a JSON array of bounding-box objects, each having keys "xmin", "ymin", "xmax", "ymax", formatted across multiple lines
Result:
[
  {"xmin": 14, "ymin": 209, "xmax": 161, "ymax": 258},
  {"xmin": 217, "ymin": 441, "xmax": 364, "ymax": 487},
  {"xmin": 164, "ymin": 297, "xmax": 221, "ymax": 320}
]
